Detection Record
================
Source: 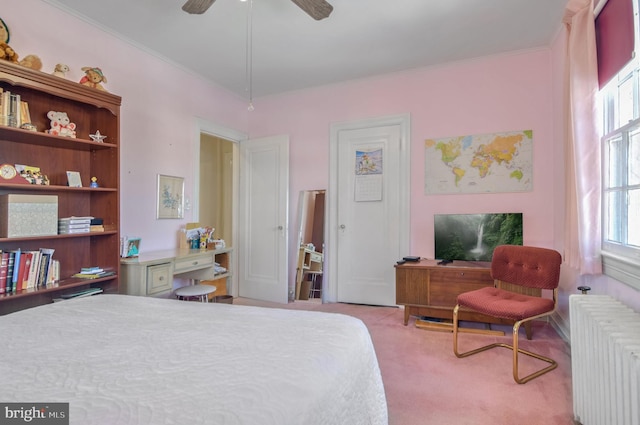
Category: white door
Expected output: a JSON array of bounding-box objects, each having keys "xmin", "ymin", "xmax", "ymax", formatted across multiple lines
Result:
[
  {"xmin": 328, "ymin": 115, "xmax": 410, "ymax": 306},
  {"xmin": 238, "ymin": 135, "xmax": 289, "ymax": 303}
]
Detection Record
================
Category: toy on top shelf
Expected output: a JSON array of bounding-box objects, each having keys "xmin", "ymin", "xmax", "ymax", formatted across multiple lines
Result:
[
  {"xmin": 0, "ymin": 17, "xmax": 9, "ymax": 43},
  {"xmin": 0, "ymin": 42, "xmax": 18, "ymax": 63},
  {"xmin": 52, "ymin": 63, "xmax": 70, "ymax": 78},
  {"xmin": 80, "ymin": 67, "xmax": 108, "ymax": 91},
  {"xmin": 18, "ymin": 54, "xmax": 42, "ymax": 71}
]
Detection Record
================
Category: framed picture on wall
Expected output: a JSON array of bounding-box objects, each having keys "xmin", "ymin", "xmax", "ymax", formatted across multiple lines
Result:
[{"xmin": 156, "ymin": 174, "xmax": 184, "ymax": 219}]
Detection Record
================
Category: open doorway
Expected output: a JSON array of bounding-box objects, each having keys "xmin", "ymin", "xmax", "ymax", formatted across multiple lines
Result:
[
  {"xmin": 194, "ymin": 119, "xmax": 243, "ymax": 298},
  {"xmin": 199, "ymin": 134, "xmax": 234, "ymax": 246}
]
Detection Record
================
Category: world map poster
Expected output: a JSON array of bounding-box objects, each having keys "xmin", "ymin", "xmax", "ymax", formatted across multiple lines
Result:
[{"xmin": 424, "ymin": 130, "xmax": 533, "ymax": 194}]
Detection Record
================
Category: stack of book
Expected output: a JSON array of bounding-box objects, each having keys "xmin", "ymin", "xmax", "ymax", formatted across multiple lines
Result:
[
  {"xmin": 72, "ymin": 266, "xmax": 115, "ymax": 279},
  {"xmin": 90, "ymin": 217, "xmax": 105, "ymax": 232},
  {"xmin": 53, "ymin": 287, "xmax": 103, "ymax": 302},
  {"xmin": 0, "ymin": 88, "xmax": 31, "ymax": 128},
  {"xmin": 58, "ymin": 216, "xmax": 92, "ymax": 234},
  {"xmin": 0, "ymin": 247, "xmax": 58, "ymax": 293}
]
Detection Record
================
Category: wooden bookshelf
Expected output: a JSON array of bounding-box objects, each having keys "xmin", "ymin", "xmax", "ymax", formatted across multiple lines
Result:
[{"xmin": 0, "ymin": 61, "xmax": 121, "ymax": 315}]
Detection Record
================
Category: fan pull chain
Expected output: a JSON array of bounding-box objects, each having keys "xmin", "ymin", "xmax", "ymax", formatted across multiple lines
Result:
[{"xmin": 245, "ymin": 0, "xmax": 254, "ymax": 111}]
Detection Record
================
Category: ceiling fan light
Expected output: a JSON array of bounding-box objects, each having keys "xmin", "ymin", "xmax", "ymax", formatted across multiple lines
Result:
[{"xmin": 182, "ymin": 0, "xmax": 216, "ymax": 14}]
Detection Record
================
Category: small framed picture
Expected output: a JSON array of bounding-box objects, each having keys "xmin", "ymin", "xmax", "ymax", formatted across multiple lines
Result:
[
  {"xmin": 66, "ymin": 171, "xmax": 82, "ymax": 187},
  {"xmin": 156, "ymin": 174, "xmax": 184, "ymax": 219}
]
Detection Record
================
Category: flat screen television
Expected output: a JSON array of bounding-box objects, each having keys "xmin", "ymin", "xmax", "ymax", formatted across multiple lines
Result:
[{"xmin": 434, "ymin": 213, "xmax": 523, "ymax": 262}]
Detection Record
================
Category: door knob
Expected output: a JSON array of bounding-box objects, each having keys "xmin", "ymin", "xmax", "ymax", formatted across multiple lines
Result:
[{"xmin": 339, "ymin": 224, "xmax": 346, "ymax": 229}]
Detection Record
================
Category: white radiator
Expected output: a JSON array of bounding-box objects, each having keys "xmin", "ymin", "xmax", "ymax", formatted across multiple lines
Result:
[{"xmin": 570, "ymin": 295, "xmax": 640, "ymax": 425}]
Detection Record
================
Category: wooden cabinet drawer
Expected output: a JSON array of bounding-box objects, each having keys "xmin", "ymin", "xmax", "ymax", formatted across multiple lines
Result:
[
  {"xmin": 429, "ymin": 269, "xmax": 493, "ymax": 307},
  {"xmin": 174, "ymin": 253, "xmax": 214, "ymax": 274},
  {"xmin": 146, "ymin": 263, "xmax": 172, "ymax": 295}
]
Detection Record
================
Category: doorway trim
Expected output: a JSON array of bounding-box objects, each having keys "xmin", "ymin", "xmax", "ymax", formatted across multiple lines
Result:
[
  {"xmin": 327, "ymin": 113, "xmax": 411, "ymax": 303},
  {"xmin": 193, "ymin": 118, "xmax": 246, "ymax": 297}
]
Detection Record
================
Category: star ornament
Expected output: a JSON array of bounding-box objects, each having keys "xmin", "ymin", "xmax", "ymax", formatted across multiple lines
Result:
[{"xmin": 89, "ymin": 130, "xmax": 107, "ymax": 143}]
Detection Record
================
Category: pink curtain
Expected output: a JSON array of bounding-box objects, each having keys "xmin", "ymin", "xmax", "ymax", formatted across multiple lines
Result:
[{"xmin": 563, "ymin": 0, "xmax": 602, "ymax": 275}]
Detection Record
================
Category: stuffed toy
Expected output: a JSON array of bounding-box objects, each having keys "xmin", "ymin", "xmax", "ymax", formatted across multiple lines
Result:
[
  {"xmin": 79, "ymin": 67, "xmax": 107, "ymax": 91},
  {"xmin": 46, "ymin": 111, "xmax": 77, "ymax": 138},
  {"xmin": 18, "ymin": 54, "xmax": 42, "ymax": 71},
  {"xmin": 0, "ymin": 42, "xmax": 18, "ymax": 63},
  {"xmin": 52, "ymin": 63, "xmax": 70, "ymax": 78}
]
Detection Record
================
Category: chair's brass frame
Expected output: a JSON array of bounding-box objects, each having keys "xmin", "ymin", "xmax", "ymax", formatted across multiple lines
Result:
[{"xmin": 452, "ymin": 288, "xmax": 558, "ymax": 384}]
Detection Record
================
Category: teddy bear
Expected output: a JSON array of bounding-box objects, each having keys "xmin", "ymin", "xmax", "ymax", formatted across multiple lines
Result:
[
  {"xmin": 0, "ymin": 42, "xmax": 18, "ymax": 63},
  {"xmin": 46, "ymin": 111, "xmax": 77, "ymax": 138},
  {"xmin": 79, "ymin": 67, "xmax": 107, "ymax": 91},
  {"xmin": 52, "ymin": 63, "xmax": 70, "ymax": 78},
  {"xmin": 18, "ymin": 54, "xmax": 42, "ymax": 71}
]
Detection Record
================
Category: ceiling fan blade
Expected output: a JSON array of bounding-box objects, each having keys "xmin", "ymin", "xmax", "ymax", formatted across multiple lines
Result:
[
  {"xmin": 290, "ymin": 0, "xmax": 334, "ymax": 20},
  {"xmin": 182, "ymin": 0, "xmax": 216, "ymax": 14}
]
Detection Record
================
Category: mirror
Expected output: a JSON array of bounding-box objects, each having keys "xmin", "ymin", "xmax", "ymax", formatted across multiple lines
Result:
[{"xmin": 294, "ymin": 190, "xmax": 325, "ymax": 301}]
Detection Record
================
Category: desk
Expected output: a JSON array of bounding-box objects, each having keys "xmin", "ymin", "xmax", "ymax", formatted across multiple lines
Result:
[
  {"xmin": 295, "ymin": 246, "xmax": 323, "ymax": 300},
  {"xmin": 120, "ymin": 248, "xmax": 232, "ymax": 297}
]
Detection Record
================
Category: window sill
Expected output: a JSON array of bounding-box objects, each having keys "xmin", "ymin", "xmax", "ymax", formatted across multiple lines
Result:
[{"xmin": 601, "ymin": 251, "xmax": 640, "ymax": 290}]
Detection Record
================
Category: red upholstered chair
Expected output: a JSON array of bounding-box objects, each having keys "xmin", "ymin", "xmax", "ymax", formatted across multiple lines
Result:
[{"xmin": 452, "ymin": 244, "xmax": 562, "ymax": 384}]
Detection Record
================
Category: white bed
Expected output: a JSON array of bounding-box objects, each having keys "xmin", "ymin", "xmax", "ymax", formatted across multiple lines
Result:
[{"xmin": 0, "ymin": 295, "xmax": 388, "ymax": 425}]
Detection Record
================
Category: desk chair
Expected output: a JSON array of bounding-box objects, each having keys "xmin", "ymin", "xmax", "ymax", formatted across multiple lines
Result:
[
  {"xmin": 175, "ymin": 284, "xmax": 216, "ymax": 302},
  {"xmin": 452, "ymin": 245, "xmax": 562, "ymax": 384}
]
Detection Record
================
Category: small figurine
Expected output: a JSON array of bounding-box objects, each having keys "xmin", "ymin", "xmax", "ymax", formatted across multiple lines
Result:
[
  {"xmin": 20, "ymin": 122, "xmax": 37, "ymax": 132},
  {"xmin": 89, "ymin": 130, "xmax": 107, "ymax": 143},
  {"xmin": 90, "ymin": 177, "xmax": 99, "ymax": 188},
  {"xmin": 80, "ymin": 67, "xmax": 107, "ymax": 91},
  {"xmin": 52, "ymin": 63, "xmax": 70, "ymax": 78}
]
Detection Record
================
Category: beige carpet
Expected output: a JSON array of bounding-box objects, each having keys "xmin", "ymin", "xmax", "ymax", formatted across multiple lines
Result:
[{"xmin": 233, "ymin": 297, "xmax": 574, "ymax": 425}]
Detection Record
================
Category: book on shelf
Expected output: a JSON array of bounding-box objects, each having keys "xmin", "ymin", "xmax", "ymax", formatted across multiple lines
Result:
[
  {"xmin": 51, "ymin": 260, "xmax": 60, "ymax": 283},
  {"xmin": 89, "ymin": 225, "xmax": 105, "ymax": 232},
  {"xmin": 11, "ymin": 249, "xmax": 21, "ymax": 290},
  {"xmin": 20, "ymin": 100, "xmax": 31, "ymax": 125},
  {"xmin": 72, "ymin": 269, "xmax": 115, "ymax": 279},
  {"xmin": 81, "ymin": 266, "xmax": 103, "ymax": 273},
  {"xmin": 58, "ymin": 216, "xmax": 93, "ymax": 224},
  {"xmin": 58, "ymin": 217, "xmax": 92, "ymax": 234},
  {"xmin": 4, "ymin": 251, "xmax": 15, "ymax": 292},
  {"xmin": 0, "ymin": 251, "xmax": 8, "ymax": 294},
  {"xmin": 19, "ymin": 251, "xmax": 32, "ymax": 290},
  {"xmin": 37, "ymin": 248, "xmax": 55, "ymax": 287},
  {"xmin": 0, "ymin": 91, "xmax": 22, "ymax": 128},
  {"xmin": 26, "ymin": 250, "xmax": 41, "ymax": 289},
  {"xmin": 59, "ymin": 287, "xmax": 103, "ymax": 300},
  {"xmin": 0, "ymin": 248, "xmax": 56, "ymax": 292},
  {"xmin": 58, "ymin": 227, "xmax": 90, "ymax": 234}
]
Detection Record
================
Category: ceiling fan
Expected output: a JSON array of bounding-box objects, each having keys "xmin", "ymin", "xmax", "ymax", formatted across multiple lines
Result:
[{"xmin": 182, "ymin": 0, "xmax": 334, "ymax": 20}]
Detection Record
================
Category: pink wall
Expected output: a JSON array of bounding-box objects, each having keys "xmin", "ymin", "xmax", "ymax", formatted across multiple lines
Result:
[
  {"xmin": 5, "ymin": 0, "xmax": 249, "ymax": 250},
  {"xmin": 249, "ymin": 49, "xmax": 557, "ymax": 258},
  {"xmin": 7, "ymin": 0, "xmax": 638, "ymax": 318}
]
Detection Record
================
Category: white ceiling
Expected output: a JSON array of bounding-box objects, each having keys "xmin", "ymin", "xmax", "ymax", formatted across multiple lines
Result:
[{"xmin": 46, "ymin": 0, "xmax": 567, "ymax": 99}]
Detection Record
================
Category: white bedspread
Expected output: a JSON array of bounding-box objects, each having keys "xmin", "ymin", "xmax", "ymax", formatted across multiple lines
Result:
[{"xmin": 0, "ymin": 295, "xmax": 387, "ymax": 425}]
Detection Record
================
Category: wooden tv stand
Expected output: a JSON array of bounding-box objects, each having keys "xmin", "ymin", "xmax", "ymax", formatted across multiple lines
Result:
[{"xmin": 395, "ymin": 259, "xmax": 514, "ymax": 326}]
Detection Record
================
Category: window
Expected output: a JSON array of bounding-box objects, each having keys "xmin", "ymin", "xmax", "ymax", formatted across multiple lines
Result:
[{"xmin": 600, "ymin": 59, "xmax": 640, "ymax": 288}]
